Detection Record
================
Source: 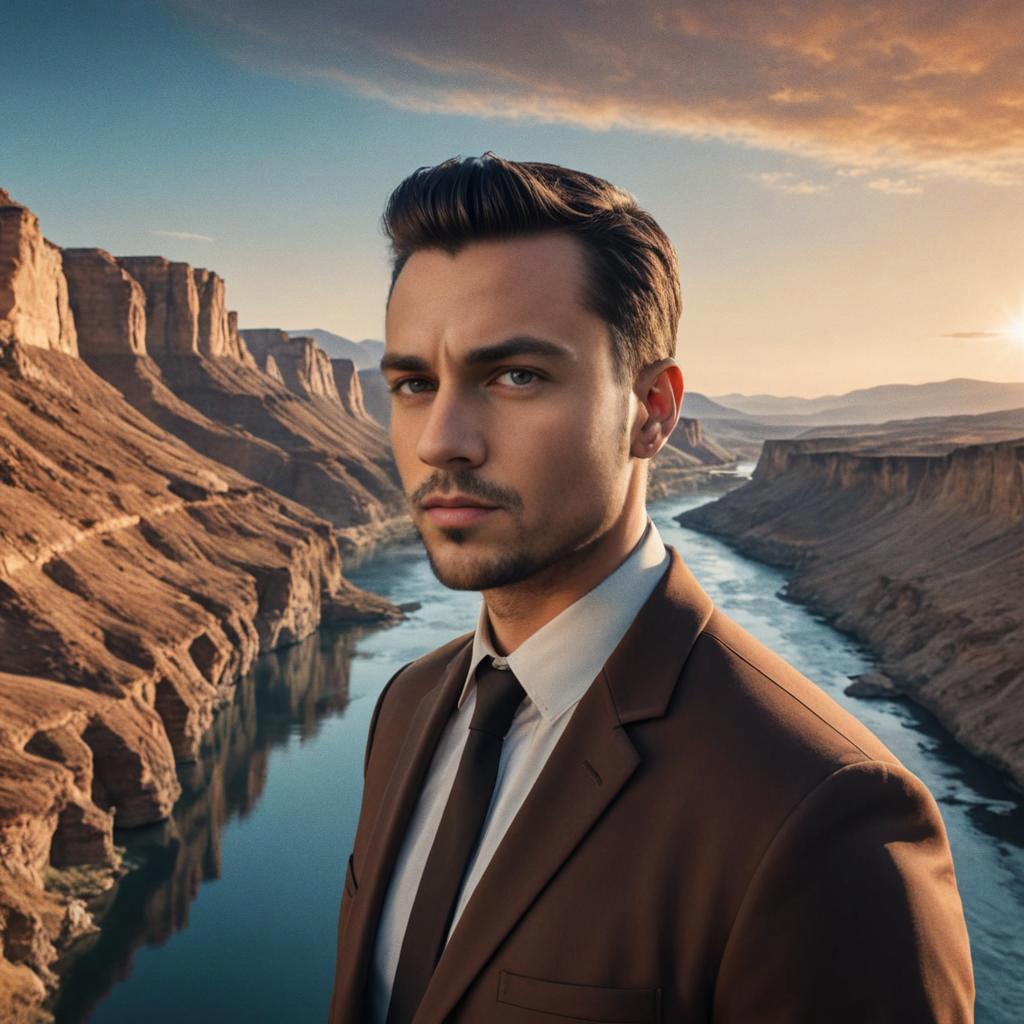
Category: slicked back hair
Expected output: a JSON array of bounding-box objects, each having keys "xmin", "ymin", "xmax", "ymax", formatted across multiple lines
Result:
[{"xmin": 381, "ymin": 152, "xmax": 681, "ymax": 386}]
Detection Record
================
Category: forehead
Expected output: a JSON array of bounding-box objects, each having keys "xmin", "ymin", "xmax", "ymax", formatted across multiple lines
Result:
[{"xmin": 385, "ymin": 232, "xmax": 605, "ymax": 353}]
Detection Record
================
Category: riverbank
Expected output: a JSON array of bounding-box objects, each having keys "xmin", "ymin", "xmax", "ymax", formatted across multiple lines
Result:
[{"xmin": 677, "ymin": 436, "xmax": 1024, "ymax": 796}]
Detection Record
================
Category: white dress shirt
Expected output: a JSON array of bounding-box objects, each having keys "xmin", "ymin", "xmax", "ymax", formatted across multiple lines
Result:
[{"xmin": 368, "ymin": 517, "xmax": 671, "ymax": 1022}]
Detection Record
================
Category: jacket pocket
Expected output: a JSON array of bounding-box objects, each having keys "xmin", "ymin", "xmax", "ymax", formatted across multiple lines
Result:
[
  {"xmin": 344, "ymin": 852, "xmax": 359, "ymax": 899},
  {"xmin": 497, "ymin": 970, "xmax": 660, "ymax": 1023}
]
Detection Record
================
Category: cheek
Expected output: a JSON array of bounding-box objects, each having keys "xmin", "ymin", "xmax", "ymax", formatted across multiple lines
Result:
[{"xmin": 507, "ymin": 405, "xmax": 622, "ymax": 493}]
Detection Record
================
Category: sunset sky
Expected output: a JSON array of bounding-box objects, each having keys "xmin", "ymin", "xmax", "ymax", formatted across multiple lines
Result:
[{"xmin": 6, "ymin": 0, "xmax": 1024, "ymax": 397}]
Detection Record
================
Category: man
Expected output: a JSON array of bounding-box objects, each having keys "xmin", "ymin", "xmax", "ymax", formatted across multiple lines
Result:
[{"xmin": 328, "ymin": 152, "xmax": 974, "ymax": 1023}]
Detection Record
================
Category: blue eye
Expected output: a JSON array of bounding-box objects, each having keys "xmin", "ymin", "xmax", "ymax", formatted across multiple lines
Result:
[
  {"xmin": 497, "ymin": 369, "xmax": 539, "ymax": 386},
  {"xmin": 389, "ymin": 378, "xmax": 433, "ymax": 395}
]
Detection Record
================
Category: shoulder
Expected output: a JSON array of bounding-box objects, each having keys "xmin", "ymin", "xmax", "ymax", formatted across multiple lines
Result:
[
  {"xmin": 689, "ymin": 605, "xmax": 902, "ymax": 769},
  {"xmin": 659, "ymin": 605, "xmax": 929, "ymax": 854}
]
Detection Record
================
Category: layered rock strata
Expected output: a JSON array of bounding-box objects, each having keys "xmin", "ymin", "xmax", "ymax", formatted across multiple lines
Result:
[
  {"xmin": 0, "ymin": 190, "xmax": 77, "ymax": 355},
  {"xmin": 0, "ymin": 336, "xmax": 402, "ymax": 1016},
  {"xmin": 0, "ymin": 189, "xmax": 404, "ymax": 1020},
  {"xmin": 331, "ymin": 357, "xmax": 370, "ymax": 420},
  {"xmin": 61, "ymin": 249, "xmax": 146, "ymax": 355},
  {"xmin": 241, "ymin": 329, "xmax": 338, "ymax": 400},
  {"xmin": 59, "ymin": 253, "xmax": 402, "ymax": 531},
  {"xmin": 678, "ymin": 436, "xmax": 1024, "ymax": 791}
]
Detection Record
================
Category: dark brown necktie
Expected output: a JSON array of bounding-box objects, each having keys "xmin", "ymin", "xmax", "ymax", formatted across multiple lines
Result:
[{"xmin": 385, "ymin": 656, "xmax": 526, "ymax": 1024}]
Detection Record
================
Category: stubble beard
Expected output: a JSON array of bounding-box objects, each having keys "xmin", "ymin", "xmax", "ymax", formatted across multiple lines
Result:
[{"xmin": 416, "ymin": 509, "xmax": 608, "ymax": 593}]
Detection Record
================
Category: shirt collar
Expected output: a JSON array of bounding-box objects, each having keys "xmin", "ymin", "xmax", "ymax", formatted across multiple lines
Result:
[{"xmin": 459, "ymin": 516, "xmax": 670, "ymax": 723}]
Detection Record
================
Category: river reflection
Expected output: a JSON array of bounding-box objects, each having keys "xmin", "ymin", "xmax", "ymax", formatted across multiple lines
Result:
[{"xmin": 50, "ymin": 475, "xmax": 1024, "ymax": 1023}]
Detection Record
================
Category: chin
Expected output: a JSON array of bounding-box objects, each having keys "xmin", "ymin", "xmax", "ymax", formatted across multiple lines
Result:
[{"xmin": 422, "ymin": 539, "xmax": 544, "ymax": 592}]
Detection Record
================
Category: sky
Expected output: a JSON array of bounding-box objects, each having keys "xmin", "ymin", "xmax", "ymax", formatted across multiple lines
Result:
[{"xmin": 5, "ymin": 0, "xmax": 1024, "ymax": 398}]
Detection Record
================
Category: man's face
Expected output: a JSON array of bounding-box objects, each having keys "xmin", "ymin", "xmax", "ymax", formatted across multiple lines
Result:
[{"xmin": 382, "ymin": 230, "xmax": 638, "ymax": 591}]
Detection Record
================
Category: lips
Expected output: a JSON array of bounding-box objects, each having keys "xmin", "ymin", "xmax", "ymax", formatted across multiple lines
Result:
[
  {"xmin": 421, "ymin": 495, "xmax": 497, "ymax": 510},
  {"xmin": 421, "ymin": 495, "xmax": 499, "ymax": 526}
]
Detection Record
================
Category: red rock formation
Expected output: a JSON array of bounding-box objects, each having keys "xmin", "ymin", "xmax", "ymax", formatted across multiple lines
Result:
[
  {"xmin": 135, "ymin": 349, "xmax": 403, "ymax": 527},
  {"xmin": 226, "ymin": 309, "xmax": 257, "ymax": 368},
  {"xmin": 192, "ymin": 267, "xmax": 230, "ymax": 357},
  {"xmin": 0, "ymin": 190, "xmax": 405, "ymax": 1019},
  {"xmin": 241, "ymin": 329, "xmax": 338, "ymax": 400},
  {"xmin": 0, "ymin": 190, "xmax": 77, "ymax": 355},
  {"xmin": 668, "ymin": 415, "xmax": 735, "ymax": 465},
  {"xmin": 63, "ymin": 268, "xmax": 403, "ymax": 530},
  {"xmin": 117, "ymin": 256, "xmax": 199, "ymax": 354},
  {"xmin": 0, "ymin": 334, "xmax": 402, "ymax": 1018},
  {"xmin": 262, "ymin": 351, "xmax": 285, "ymax": 385},
  {"xmin": 679, "ymin": 434, "xmax": 1024, "ymax": 791},
  {"xmin": 62, "ymin": 249, "xmax": 147, "ymax": 355},
  {"xmin": 331, "ymin": 357, "xmax": 370, "ymax": 419}
]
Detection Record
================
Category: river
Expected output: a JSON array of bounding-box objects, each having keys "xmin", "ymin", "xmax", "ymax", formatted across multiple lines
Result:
[{"xmin": 51, "ymin": 473, "xmax": 1024, "ymax": 1022}]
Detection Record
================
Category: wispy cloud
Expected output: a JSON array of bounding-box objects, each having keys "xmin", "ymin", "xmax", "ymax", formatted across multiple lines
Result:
[
  {"xmin": 749, "ymin": 171, "xmax": 829, "ymax": 194},
  {"xmin": 153, "ymin": 229, "xmax": 214, "ymax": 242},
  {"xmin": 174, "ymin": 0, "xmax": 1024, "ymax": 184},
  {"xmin": 866, "ymin": 177, "xmax": 923, "ymax": 195}
]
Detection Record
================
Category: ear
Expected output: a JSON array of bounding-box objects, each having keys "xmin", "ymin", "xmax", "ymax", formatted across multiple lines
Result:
[{"xmin": 631, "ymin": 359, "xmax": 684, "ymax": 459}]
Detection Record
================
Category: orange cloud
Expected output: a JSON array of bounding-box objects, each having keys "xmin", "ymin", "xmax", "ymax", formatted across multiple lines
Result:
[
  {"xmin": 749, "ymin": 171, "xmax": 829, "ymax": 194},
  {"xmin": 177, "ymin": 0, "xmax": 1024, "ymax": 184}
]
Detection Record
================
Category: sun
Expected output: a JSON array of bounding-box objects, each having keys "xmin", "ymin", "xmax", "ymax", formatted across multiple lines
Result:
[{"xmin": 1009, "ymin": 315, "xmax": 1024, "ymax": 343}]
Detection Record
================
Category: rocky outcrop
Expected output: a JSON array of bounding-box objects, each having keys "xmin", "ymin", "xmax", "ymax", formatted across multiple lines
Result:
[
  {"xmin": 134, "ymin": 349, "xmax": 403, "ymax": 527},
  {"xmin": 226, "ymin": 309, "xmax": 257, "ymax": 368},
  {"xmin": 241, "ymin": 329, "xmax": 337, "ymax": 400},
  {"xmin": 332, "ymin": 357, "xmax": 370, "ymax": 419},
  {"xmin": 191, "ymin": 267, "xmax": 229, "ymax": 357},
  {"xmin": 0, "ymin": 190, "xmax": 407, "ymax": 1020},
  {"xmin": 116, "ymin": 256, "xmax": 199, "ymax": 354},
  {"xmin": 61, "ymin": 249, "xmax": 147, "ymax": 355},
  {"xmin": 678, "ymin": 435, "xmax": 1024, "ymax": 791},
  {"xmin": 61, "ymin": 264, "xmax": 403, "ymax": 530},
  {"xmin": 0, "ymin": 190, "xmax": 77, "ymax": 355},
  {"xmin": 667, "ymin": 415, "xmax": 735, "ymax": 465},
  {"xmin": 0, "ymin": 335, "xmax": 403, "ymax": 1018}
]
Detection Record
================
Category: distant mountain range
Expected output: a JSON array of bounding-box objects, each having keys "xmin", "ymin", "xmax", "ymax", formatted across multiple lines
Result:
[
  {"xmin": 711, "ymin": 377, "xmax": 1024, "ymax": 425},
  {"xmin": 288, "ymin": 328, "xmax": 383, "ymax": 369}
]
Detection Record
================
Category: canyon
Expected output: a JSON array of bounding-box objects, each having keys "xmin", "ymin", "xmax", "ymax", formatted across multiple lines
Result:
[
  {"xmin": 0, "ymin": 189, "xmax": 407, "ymax": 1022},
  {"xmin": 678, "ymin": 431, "xmax": 1024, "ymax": 794}
]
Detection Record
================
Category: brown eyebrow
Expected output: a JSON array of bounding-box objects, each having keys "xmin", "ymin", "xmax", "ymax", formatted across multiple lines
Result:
[{"xmin": 379, "ymin": 335, "xmax": 576, "ymax": 374}]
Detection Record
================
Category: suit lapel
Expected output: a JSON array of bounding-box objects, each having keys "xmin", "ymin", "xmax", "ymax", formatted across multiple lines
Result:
[
  {"xmin": 339, "ymin": 637, "xmax": 474, "ymax": 1017},
  {"xmin": 413, "ymin": 545, "xmax": 715, "ymax": 1024}
]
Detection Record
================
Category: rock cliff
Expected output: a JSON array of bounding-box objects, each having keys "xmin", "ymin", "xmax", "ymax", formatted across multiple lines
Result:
[
  {"xmin": 0, "ymin": 190, "xmax": 404, "ymax": 1020},
  {"xmin": 241, "ymin": 329, "xmax": 338, "ymax": 400},
  {"xmin": 678, "ymin": 435, "xmax": 1024, "ymax": 791},
  {"xmin": 192, "ymin": 267, "xmax": 252, "ymax": 363},
  {"xmin": 331, "ymin": 357, "xmax": 370, "ymax": 420},
  {"xmin": 62, "ymin": 249, "xmax": 146, "ymax": 355},
  {"xmin": 667, "ymin": 415, "xmax": 735, "ymax": 465},
  {"xmin": 116, "ymin": 256, "xmax": 199, "ymax": 354},
  {"xmin": 0, "ymin": 190, "xmax": 77, "ymax": 355},
  {"xmin": 60, "ymin": 258, "xmax": 403, "ymax": 532}
]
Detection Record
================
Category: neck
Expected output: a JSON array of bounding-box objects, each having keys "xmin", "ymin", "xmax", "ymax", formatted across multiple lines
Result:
[{"xmin": 482, "ymin": 492, "xmax": 649, "ymax": 655}]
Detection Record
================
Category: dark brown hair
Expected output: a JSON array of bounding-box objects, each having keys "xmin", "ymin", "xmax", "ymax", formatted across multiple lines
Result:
[{"xmin": 381, "ymin": 152, "xmax": 681, "ymax": 385}]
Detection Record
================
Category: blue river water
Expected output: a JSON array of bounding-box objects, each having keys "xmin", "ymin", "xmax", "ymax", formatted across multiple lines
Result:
[{"xmin": 51, "ymin": 475, "xmax": 1024, "ymax": 1022}]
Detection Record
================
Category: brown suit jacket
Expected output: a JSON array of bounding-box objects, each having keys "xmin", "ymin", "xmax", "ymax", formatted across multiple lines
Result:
[{"xmin": 328, "ymin": 546, "xmax": 975, "ymax": 1023}]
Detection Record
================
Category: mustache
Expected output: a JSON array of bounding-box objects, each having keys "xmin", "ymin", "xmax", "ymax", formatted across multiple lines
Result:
[{"xmin": 410, "ymin": 473, "xmax": 522, "ymax": 510}]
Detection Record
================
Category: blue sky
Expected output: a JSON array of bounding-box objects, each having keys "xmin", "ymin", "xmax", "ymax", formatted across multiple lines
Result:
[{"xmin": 5, "ymin": 0, "xmax": 1024, "ymax": 396}]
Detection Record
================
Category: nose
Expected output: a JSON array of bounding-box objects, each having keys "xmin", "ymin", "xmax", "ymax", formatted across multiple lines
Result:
[{"xmin": 414, "ymin": 382, "xmax": 486, "ymax": 469}]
